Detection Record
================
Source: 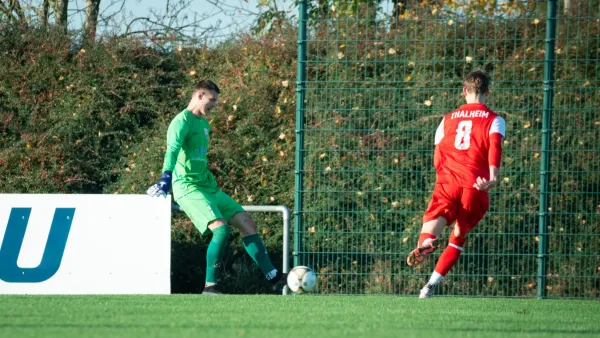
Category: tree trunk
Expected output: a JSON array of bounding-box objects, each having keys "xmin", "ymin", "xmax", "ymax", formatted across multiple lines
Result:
[
  {"xmin": 54, "ymin": 0, "xmax": 68, "ymax": 33},
  {"xmin": 564, "ymin": 0, "xmax": 571, "ymax": 15},
  {"xmin": 42, "ymin": 0, "xmax": 50, "ymax": 28},
  {"xmin": 84, "ymin": 0, "xmax": 101, "ymax": 44}
]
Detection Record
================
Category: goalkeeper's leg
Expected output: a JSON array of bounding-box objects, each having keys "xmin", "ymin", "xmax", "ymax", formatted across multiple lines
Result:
[
  {"xmin": 229, "ymin": 212, "xmax": 286, "ymax": 289},
  {"xmin": 176, "ymin": 190, "xmax": 230, "ymax": 294},
  {"xmin": 217, "ymin": 190, "xmax": 286, "ymax": 291},
  {"xmin": 203, "ymin": 220, "xmax": 230, "ymax": 295}
]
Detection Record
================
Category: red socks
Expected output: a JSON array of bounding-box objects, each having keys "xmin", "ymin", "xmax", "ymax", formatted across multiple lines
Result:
[
  {"xmin": 418, "ymin": 233, "xmax": 436, "ymax": 247},
  {"xmin": 434, "ymin": 232, "xmax": 466, "ymax": 276}
]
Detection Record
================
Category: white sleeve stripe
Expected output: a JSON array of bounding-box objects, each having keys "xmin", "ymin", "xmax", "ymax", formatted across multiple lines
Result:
[
  {"xmin": 434, "ymin": 117, "xmax": 445, "ymax": 145},
  {"xmin": 489, "ymin": 116, "xmax": 506, "ymax": 137}
]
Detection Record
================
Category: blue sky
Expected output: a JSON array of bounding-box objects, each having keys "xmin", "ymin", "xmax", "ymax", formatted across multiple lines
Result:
[{"xmin": 67, "ymin": 0, "xmax": 295, "ymax": 39}]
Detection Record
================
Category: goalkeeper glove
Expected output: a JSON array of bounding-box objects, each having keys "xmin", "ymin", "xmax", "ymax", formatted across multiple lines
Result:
[{"xmin": 146, "ymin": 171, "xmax": 172, "ymax": 197}]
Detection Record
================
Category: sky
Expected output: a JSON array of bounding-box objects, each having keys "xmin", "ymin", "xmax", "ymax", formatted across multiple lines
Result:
[{"xmin": 66, "ymin": 0, "xmax": 296, "ymax": 40}]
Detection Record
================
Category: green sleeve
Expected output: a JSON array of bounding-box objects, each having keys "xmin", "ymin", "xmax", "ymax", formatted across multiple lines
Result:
[{"xmin": 161, "ymin": 114, "xmax": 189, "ymax": 173}]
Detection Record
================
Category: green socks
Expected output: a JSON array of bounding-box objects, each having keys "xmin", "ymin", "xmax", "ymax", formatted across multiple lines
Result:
[
  {"xmin": 206, "ymin": 230, "xmax": 277, "ymax": 284},
  {"xmin": 205, "ymin": 225, "xmax": 230, "ymax": 284},
  {"xmin": 242, "ymin": 234, "xmax": 278, "ymax": 280}
]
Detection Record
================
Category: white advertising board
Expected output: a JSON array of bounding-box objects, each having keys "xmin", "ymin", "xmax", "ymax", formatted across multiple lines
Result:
[{"xmin": 0, "ymin": 194, "xmax": 171, "ymax": 294}]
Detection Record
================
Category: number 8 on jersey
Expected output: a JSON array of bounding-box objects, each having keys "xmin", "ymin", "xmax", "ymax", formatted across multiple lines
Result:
[{"xmin": 454, "ymin": 120, "xmax": 473, "ymax": 150}]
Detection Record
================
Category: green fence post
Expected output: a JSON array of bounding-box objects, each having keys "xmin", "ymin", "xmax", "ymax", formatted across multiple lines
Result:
[
  {"xmin": 294, "ymin": 0, "xmax": 308, "ymax": 268},
  {"xmin": 538, "ymin": 0, "xmax": 558, "ymax": 299}
]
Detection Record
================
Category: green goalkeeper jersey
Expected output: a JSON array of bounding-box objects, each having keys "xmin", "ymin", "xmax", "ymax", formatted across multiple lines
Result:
[{"xmin": 162, "ymin": 109, "xmax": 218, "ymax": 197}]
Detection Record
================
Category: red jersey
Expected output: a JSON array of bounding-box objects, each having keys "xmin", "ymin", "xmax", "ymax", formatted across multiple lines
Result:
[{"xmin": 434, "ymin": 103, "xmax": 506, "ymax": 188}]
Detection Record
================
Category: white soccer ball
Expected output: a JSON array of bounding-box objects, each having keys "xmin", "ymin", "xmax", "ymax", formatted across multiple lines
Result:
[{"xmin": 287, "ymin": 266, "xmax": 317, "ymax": 293}]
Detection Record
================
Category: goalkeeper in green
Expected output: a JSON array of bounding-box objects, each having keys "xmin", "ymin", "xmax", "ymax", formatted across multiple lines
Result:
[{"xmin": 147, "ymin": 80, "xmax": 286, "ymax": 294}]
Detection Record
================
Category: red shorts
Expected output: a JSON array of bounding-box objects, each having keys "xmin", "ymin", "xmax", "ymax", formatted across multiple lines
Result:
[{"xmin": 423, "ymin": 183, "xmax": 489, "ymax": 234}]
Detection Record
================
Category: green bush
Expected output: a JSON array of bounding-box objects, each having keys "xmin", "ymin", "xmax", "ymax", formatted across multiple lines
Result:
[{"xmin": 0, "ymin": 24, "xmax": 296, "ymax": 293}]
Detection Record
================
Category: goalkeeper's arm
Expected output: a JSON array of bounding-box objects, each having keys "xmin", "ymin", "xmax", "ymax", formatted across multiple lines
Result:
[{"xmin": 147, "ymin": 116, "xmax": 189, "ymax": 197}]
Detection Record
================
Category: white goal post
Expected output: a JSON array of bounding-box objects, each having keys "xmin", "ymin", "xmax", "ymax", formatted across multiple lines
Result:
[{"xmin": 172, "ymin": 204, "xmax": 291, "ymax": 295}]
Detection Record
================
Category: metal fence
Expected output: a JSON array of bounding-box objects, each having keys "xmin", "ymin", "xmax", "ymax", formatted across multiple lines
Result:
[{"xmin": 293, "ymin": 0, "xmax": 600, "ymax": 297}]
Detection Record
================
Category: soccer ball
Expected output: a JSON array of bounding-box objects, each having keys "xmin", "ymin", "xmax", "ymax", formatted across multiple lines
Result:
[{"xmin": 286, "ymin": 266, "xmax": 317, "ymax": 293}]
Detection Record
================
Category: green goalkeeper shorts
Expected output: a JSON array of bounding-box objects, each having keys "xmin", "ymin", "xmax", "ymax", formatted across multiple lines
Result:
[{"xmin": 175, "ymin": 189, "xmax": 245, "ymax": 236}]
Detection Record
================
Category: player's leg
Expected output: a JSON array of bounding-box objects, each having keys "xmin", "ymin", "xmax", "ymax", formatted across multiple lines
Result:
[
  {"xmin": 407, "ymin": 184, "xmax": 457, "ymax": 267},
  {"xmin": 419, "ymin": 225, "xmax": 464, "ymax": 298},
  {"xmin": 230, "ymin": 212, "xmax": 287, "ymax": 290},
  {"xmin": 408, "ymin": 218, "xmax": 447, "ymax": 265},
  {"xmin": 202, "ymin": 219, "xmax": 230, "ymax": 294},
  {"xmin": 420, "ymin": 188, "xmax": 489, "ymax": 298},
  {"xmin": 216, "ymin": 190, "xmax": 286, "ymax": 289},
  {"xmin": 230, "ymin": 212, "xmax": 279, "ymax": 279},
  {"xmin": 433, "ymin": 188, "xmax": 489, "ymax": 281},
  {"xmin": 175, "ymin": 191, "xmax": 231, "ymax": 294}
]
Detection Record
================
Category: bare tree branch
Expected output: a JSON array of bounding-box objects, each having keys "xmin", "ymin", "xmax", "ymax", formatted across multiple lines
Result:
[
  {"xmin": 0, "ymin": 0, "xmax": 18, "ymax": 23},
  {"xmin": 124, "ymin": 15, "xmax": 216, "ymax": 39},
  {"xmin": 0, "ymin": 1, "xmax": 15, "ymax": 20},
  {"xmin": 206, "ymin": 0, "xmax": 260, "ymax": 16},
  {"xmin": 98, "ymin": 0, "xmax": 125, "ymax": 22},
  {"xmin": 8, "ymin": 0, "xmax": 25, "ymax": 21},
  {"xmin": 117, "ymin": 0, "xmax": 238, "ymax": 46},
  {"xmin": 0, "ymin": 0, "xmax": 271, "ymax": 46}
]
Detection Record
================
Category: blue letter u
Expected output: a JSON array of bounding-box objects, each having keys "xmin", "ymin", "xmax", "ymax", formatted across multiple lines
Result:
[{"xmin": 0, "ymin": 208, "xmax": 75, "ymax": 283}]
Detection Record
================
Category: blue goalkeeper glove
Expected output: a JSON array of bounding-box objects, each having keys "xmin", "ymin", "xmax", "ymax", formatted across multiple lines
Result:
[{"xmin": 146, "ymin": 171, "xmax": 172, "ymax": 197}]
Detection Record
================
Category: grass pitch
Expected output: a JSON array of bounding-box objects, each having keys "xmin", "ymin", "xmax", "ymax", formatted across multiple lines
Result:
[{"xmin": 0, "ymin": 295, "xmax": 598, "ymax": 338}]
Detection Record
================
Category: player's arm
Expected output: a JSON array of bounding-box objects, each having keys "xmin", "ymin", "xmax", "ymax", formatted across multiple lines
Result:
[
  {"xmin": 162, "ymin": 115, "xmax": 189, "ymax": 173},
  {"xmin": 147, "ymin": 115, "xmax": 190, "ymax": 197},
  {"xmin": 474, "ymin": 116, "xmax": 506, "ymax": 191},
  {"xmin": 488, "ymin": 132, "xmax": 503, "ymax": 182}
]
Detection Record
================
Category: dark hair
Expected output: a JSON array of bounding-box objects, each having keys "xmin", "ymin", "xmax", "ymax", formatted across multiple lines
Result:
[
  {"xmin": 463, "ymin": 71, "xmax": 491, "ymax": 95},
  {"xmin": 193, "ymin": 80, "xmax": 220, "ymax": 94}
]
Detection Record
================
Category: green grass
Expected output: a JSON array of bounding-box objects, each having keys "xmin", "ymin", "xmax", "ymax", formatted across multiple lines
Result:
[{"xmin": 0, "ymin": 296, "xmax": 599, "ymax": 338}]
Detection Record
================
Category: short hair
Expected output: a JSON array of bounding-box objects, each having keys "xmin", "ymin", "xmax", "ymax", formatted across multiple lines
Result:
[
  {"xmin": 463, "ymin": 71, "xmax": 491, "ymax": 95},
  {"xmin": 193, "ymin": 80, "xmax": 220, "ymax": 94}
]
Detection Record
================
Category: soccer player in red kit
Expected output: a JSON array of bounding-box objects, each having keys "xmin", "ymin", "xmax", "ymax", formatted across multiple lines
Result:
[{"xmin": 406, "ymin": 71, "xmax": 506, "ymax": 298}]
